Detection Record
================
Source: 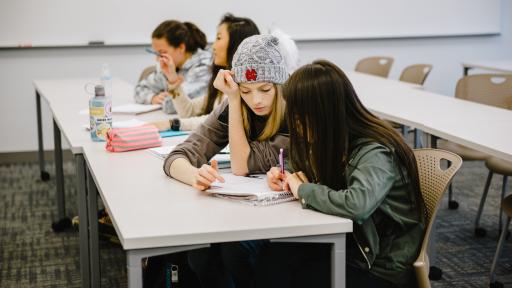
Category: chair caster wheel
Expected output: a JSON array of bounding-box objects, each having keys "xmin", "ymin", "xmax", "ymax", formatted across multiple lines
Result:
[
  {"xmin": 429, "ymin": 266, "xmax": 442, "ymax": 280},
  {"xmin": 41, "ymin": 171, "xmax": 50, "ymax": 181},
  {"xmin": 51, "ymin": 217, "xmax": 72, "ymax": 232},
  {"xmin": 448, "ymin": 200, "xmax": 459, "ymax": 210},
  {"xmin": 490, "ymin": 281, "xmax": 503, "ymax": 288},
  {"xmin": 474, "ymin": 227, "xmax": 487, "ymax": 237}
]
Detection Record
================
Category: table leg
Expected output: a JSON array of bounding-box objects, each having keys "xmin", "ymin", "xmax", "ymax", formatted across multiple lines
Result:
[
  {"xmin": 430, "ymin": 135, "xmax": 438, "ymax": 149},
  {"xmin": 414, "ymin": 129, "xmax": 424, "ymax": 148},
  {"xmin": 76, "ymin": 154, "xmax": 90, "ymax": 288},
  {"xmin": 402, "ymin": 125, "xmax": 409, "ymax": 138},
  {"xmin": 87, "ymin": 167, "xmax": 101, "ymax": 287},
  {"xmin": 36, "ymin": 91, "xmax": 50, "ymax": 181},
  {"xmin": 51, "ymin": 119, "xmax": 72, "ymax": 231},
  {"xmin": 330, "ymin": 235, "xmax": 345, "ymax": 288}
]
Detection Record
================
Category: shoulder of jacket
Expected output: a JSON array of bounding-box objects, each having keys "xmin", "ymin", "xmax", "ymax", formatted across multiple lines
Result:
[
  {"xmin": 195, "ymin": 48, "xmax": 213, "ymax": 65},
  {"xmin": 349, "ymin": 140, "xmax": 392, "ymax": 166}
]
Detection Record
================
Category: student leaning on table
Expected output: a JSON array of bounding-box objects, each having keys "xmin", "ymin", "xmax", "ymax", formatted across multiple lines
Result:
[
  {"xmin": 150, "ymin": 14, "xmax": 260, "ymax": 131},
  {"xmin": 265, "ymin": 60, "xmax": 426, "ymax": 288},
  {"xmin": 134, "ymin": 20, "xmax": 212, "ymax": 113},
  {"xmin": 163, "ymin": 34, "xmax": 298, "ymax": 288}
]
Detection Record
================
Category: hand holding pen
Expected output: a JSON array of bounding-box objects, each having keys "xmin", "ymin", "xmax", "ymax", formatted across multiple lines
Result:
[
  {"xmin": 267, "ymin": 167, "xmax": 288, "ymax": 191},
  {"xmin": 267, "ymin": 149, "xmax": 310, "ymax": 198},
  {"xmin": 145, "ymin": 47, "xmax": 179, "ymax": 84},
  {"xmin": 193, "ymin": 160, "xmax": 225, "ymax": 191},
  {"xmin": 279, "ymin": 148, "xmax": 285, "ymax": 175},
  {"xmin": 266, "ymin": 148, "xmax": 288, "ymax": 191}
]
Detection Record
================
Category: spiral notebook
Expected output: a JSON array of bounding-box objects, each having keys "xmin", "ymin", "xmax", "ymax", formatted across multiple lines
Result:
[{"xmin": 206, "ymin": 174, "xmax": 295, "ymax": 206}]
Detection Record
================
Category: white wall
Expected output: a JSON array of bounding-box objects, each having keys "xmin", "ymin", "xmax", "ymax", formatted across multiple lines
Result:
[
  {"xmin": 0, "ymin": 0, "xmax": 500, "ymax": 46},
  {"xmin": 0, "ymin": 0, "xmax": 510, "ymax": 153}
]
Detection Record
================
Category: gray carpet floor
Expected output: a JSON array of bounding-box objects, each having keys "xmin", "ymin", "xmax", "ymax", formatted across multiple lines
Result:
[{"xmin": 0, "ymin": 158, "xmax": 511, "ymax": 287}]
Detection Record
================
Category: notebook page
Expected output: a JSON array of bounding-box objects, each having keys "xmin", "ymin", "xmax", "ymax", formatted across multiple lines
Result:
[
  {"xmin": 206, "ymin": 174, "xmax": 292, "ymax": 201},
  {"xmin": 146, "ymin": 145, "xmax": 176, "ymax": 160}
]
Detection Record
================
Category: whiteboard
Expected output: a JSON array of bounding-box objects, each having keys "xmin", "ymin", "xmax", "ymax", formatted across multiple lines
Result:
[{"xmin": 0, "ymin": 0, "xmax": 501, "ymax": 47}]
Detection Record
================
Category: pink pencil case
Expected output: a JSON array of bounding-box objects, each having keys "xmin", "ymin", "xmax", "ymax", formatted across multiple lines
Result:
[{"xmin": 106, "ymin": 125, "xmax": 162, "ymax": 152}]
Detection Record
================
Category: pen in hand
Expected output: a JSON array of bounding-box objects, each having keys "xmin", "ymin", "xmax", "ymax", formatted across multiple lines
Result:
[
  {"xmin": 279, "ymin": 148, "xmax": 284, "ymax": 175},
  {"xmin": 279, "ymin": 148, "xmax": 286, "ymax": 191},
  {"xmin": 145, "ymin": 47, "xmax": 161, "ymax": 57}
]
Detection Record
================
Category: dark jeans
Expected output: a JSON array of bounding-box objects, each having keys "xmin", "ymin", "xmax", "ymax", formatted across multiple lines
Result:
[
  {"xmin": 188, "ymin": 240, "xmax": 267, "ymax": 288},
  {"xmin": 190, "ymin": 241, "xmax": 402, "ymax": 288},
  {"xmin": 346, "ymin": 265, "xmax": 398, "ymax": 288},
  {"xmin": 255, "ymin": 243, "xmax": 400, "ymax": 288},
  {"xmin": 254, "ymin": 242, "xmax": 331, "ymax": 288}
]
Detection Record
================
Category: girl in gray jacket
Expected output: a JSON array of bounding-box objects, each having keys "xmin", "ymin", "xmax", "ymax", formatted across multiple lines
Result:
[{"xmin": 134, "ymin": 20, "xmax": 212, "ymax": 114}]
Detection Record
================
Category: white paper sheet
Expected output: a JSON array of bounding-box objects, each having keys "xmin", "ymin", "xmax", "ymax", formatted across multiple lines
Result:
[{"xmin": 112, "ymin": 103, "xmax": 161, "ymax": 115}]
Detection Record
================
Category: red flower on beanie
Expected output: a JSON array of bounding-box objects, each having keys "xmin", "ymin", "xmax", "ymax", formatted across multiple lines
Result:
[{"xmin": 245, "ymin": 69, "xmax": 257, "ymax": 81}]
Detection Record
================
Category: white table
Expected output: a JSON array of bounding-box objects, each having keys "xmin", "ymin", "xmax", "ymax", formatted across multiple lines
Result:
[
  {"xmin": 346, "ymin": 71, "xmax": 512, "ymax": 162},
  {"xmin": 33, "ymin": 78, "xmax": 173, "ymax": 287},
  {"xmin": 81, "ymin": 136, "xmax": 352, "ymax": 287},
  {"xmin": 351, "ymin": 70, "xmax": 512, "ymax": 275},
  {"xmin": 35, "ymin": 73, "xmax": 512, "ymax": 287},
  {"xmin": 462, "ymin": 60, "xmax": 512, "ymax": 75},
  {"xmin": 346, "ymin": 71, "xmax": 426, "ymax": 130},
  {"xmin": 34, "ymin": 78, "xmax": 353, "ymax": 288},
  {"xmin": 33, "ymin": 78, "xmax": 173, "ymax": 221}
]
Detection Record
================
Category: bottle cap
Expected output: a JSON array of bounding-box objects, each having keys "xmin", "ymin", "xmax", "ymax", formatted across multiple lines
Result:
[{"xmin": 95, "ymin": 85, "xmax": 105, "ymax": 97}]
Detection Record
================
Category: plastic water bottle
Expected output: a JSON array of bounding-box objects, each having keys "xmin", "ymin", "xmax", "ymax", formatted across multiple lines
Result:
[
  {"xmin": 89, "ymin": 85, "xmax": 112, "ymax": 142},
  {"xmin": 100, "ymin": 63, "xmax": 113, "ymax": 98}
]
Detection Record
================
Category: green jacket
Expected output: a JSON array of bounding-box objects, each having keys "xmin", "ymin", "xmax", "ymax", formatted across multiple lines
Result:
[{"xmin": 297, "ymin": 141, "xmax": 425, "ymax": 287}]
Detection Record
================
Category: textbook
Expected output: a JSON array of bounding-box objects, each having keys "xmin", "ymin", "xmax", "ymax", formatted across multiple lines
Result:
[
  {"xmin": 206, "ymin": 174, "xmax": 295, "ymax": 206},
  {"xmin": 146, "ymin": 145, "xmax": 230, "ymax": 168}
]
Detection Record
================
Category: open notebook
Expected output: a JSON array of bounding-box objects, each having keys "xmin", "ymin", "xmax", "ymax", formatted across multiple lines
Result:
[{"xmin": 206, "ymin": 174, "xmax": 295, "ymax": 206}]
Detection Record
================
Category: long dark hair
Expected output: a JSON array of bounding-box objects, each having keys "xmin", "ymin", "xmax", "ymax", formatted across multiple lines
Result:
[
  {"xmin": 284, "ymin": 60, "xmax": 424, "ymax": 216},
  {"xmin": 152, "ymin": 20, "xmax": 207, "ymax": 53},
  {"xmin": 203, "ymin": 14, "xmax": 260, "ymax": 114}
]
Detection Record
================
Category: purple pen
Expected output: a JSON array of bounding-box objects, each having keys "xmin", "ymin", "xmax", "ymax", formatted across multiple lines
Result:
[{"xmin": 279, "ymin": 148, "xmax": 284, "ymax": 174}]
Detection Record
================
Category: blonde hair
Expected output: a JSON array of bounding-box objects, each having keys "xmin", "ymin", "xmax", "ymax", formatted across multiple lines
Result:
[{"xmin": 241, "ymin": 85, "xmax": 285, "ymax": 141}]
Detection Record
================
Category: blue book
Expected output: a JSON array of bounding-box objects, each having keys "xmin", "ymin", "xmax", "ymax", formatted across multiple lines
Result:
[{"xmin": 159, "ymin": 130, "xmax": 189, "ymax": 138}]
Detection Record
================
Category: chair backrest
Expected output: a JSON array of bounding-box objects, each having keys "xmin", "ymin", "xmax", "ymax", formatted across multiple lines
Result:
[
  {"xmin": 455, "ymin": 74, "xmax": 512, "ymax": 110},
  {"xmin": 399, "ymin": 64, "xmax": 433, "ymax": 85},
  {"xmin": 138, "ymin": 65, "xmax": 157, "ymax": 82},
  {"xmin": 355, "ymin": 56, "xmax": 394, "ymax": 78},
  {"xmin": 413, "ymin": 149, "xmax": 463, "ymax": 288}
]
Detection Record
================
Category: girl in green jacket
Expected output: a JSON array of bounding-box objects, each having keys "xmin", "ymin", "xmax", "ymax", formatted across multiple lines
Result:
[{"xmin": 266, "ymin": 60, "xmax": 426, "ymax": 288}]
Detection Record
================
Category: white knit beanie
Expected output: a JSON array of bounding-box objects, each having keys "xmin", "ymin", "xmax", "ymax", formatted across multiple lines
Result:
[{"xmin": 232, "ymin": 35, "xmax": 289, "ymax": 84}]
